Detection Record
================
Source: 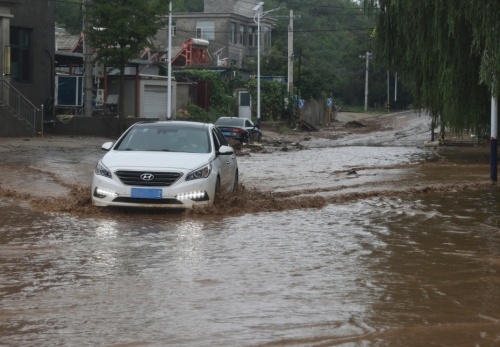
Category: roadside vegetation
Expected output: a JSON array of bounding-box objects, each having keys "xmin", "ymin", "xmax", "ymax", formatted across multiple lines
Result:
[{"xmin": 363, "ymin": 0, "xmax": 500, "ymax": 135}]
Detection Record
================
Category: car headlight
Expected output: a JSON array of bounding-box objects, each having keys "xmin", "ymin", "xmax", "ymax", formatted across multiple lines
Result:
[
  {"xmin": 95, "ymin": 160, "xmax": 112, "ymax": 178},
  {"xmin": 186, "ymin": 163, "xmax": 211, "ymax": 181}
]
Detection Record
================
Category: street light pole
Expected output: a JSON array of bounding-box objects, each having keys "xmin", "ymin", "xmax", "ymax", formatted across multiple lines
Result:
[
  {"xmin": 491, "ymin": 94, "xmax": 498, "ymax": 182},
  {"xmin": 82, "ymin": 0, "xmax": 93, "ymax": 117},
  {"xmin": 359, "ymin": 51, "xmax": 372, "ymax": 111},
  {"xmin": 167, "ymin": 0, "xmax": 172, "ymax": 120},
  {"xmin": 253, "ymin": 3, "xmax": 280, "ymax": 126},
  {"xmin": 253, "ymin": 2, "xmax": 264, "ymax": 127}
]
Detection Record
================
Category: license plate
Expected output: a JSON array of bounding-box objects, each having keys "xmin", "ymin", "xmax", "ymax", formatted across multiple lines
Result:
[
  {"xmin": 223, "ymin": 132, "xmax": 231, "ymax": 136},
  {"xmin": 131, "ymin": 188, "xmax": 162, "ymax": 199}
]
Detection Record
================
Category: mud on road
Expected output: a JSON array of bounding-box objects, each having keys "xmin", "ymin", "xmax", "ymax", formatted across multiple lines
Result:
[{"xmin": 0, "ymin": 111, "xmax": 495, "ymax": 217}]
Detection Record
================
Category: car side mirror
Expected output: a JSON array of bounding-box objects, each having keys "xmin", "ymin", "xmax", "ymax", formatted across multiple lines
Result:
[
  {"xmin": 101, "ymin": 142, "xmax": 113, "ymax": 151},
  {"xmin": 218, "ymin": 145, "xmax": 234, "ymax": 155}
]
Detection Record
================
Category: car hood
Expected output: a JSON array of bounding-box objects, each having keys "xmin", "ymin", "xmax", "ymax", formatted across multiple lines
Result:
[{"xmin": 102, "ymin": 151, "xmax": 213, "ymax": 171}]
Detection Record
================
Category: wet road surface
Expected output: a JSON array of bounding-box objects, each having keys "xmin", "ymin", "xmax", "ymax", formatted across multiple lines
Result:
[{"xmin": 1, "ymin": 111, "xmax": 499, "ymax": 346}]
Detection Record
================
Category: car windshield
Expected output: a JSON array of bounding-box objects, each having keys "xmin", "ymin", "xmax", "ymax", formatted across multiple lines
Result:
[
  {"xmin": 114, "ymin": 124, "xmax": 210, "ymax": 153},
  {"xmin": 215, "ymin": 118, "xmax": 245, "ymax": 127}
]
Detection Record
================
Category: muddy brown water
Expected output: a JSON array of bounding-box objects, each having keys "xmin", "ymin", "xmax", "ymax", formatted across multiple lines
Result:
[{"xmin": 1, "ymin": 124, "xmax": 499, "ymax": 346}]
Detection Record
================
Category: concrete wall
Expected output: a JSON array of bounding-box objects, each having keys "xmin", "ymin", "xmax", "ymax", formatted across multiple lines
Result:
[
  {"xmin": 43, "ymin": 117, "xmax": 157, "ymax": 138},
  {"xmin": 176, "ymin": 82, "xmax": 192, "ymax": 112},
  {"xmin": 10, "ymin": 0, "xmax": 55, "ymax": 111},
  {"xmin": 0, "ymin": 108, "xmax": 35, "ymax": 137},
  {"xmin": 302, "ymin": 97, "xmax": 328, "ymax": 127},
  {"xmin": 0, "ymin": 0, "xmax": 54, "ymax": 137}
]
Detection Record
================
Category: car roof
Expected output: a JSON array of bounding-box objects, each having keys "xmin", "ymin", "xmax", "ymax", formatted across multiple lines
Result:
[{"xmin": 134, "ymin": 120, "xmax": 211, "ymax": 129}]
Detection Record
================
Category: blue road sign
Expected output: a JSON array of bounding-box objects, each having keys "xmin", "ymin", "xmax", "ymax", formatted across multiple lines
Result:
[
  {"xmin": 299, "ymin": 99, "xmax": 305, "ymax": 109},
  {"xmin": 327, "ymin": 98, "xmax": 332, "ymax": 107}
]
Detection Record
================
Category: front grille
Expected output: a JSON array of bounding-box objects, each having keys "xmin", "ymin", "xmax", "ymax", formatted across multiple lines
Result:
[
  {"xmin": 115, "ymin": 170, "xmax": 182, "ymax": 187},
  {"xmin": 113, "ymin": 197, "xmax": 183, "ymax": 205}
]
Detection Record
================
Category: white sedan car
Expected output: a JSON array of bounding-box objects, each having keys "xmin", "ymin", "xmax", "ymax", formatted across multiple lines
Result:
[{"xmin": 91, "ymin": 120, "xmax": 238, "ymax": 209}]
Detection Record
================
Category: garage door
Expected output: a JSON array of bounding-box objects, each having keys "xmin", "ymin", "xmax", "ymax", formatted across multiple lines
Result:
[{"xmin": 142, "ymin": 85, "xmax": 168, "ymax": 118}]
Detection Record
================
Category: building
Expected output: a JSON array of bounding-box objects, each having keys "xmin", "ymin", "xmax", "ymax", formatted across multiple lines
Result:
[
  {"xmin": 155, "ymin": 0, "xmax": 276, "ymax": 69},
  {"xmin": 0, "ymin": 0, "xmax": 55, "ymax": 136},
  {"xmin": 153, "ymin": 0, "xmax": 277, "ymax": 119},
  {"xmin": 54, "ymin": 0, "xmax": 278, "ymax": 124}
]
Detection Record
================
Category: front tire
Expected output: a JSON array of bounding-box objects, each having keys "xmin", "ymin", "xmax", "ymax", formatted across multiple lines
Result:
[
  {"xmin": 213, "ymin": 176, "xmax": 221, "ymax": 205},
  {"xmin": 232, "ymin": 170, "xmax": 239, "ymax": 192}
]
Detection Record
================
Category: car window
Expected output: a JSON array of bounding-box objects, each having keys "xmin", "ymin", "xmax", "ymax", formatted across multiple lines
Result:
[
  {"xmin": 215, "ymin": 118, "xmax": 244, "ymax": 127},
  {"xmin": 176, "ymin": 129, "xmax": 211, "ymax": 153},
  {"xmin": 115, "ymin": 124, "xmax": 210, "ymax": 153},
  {"xmin": 211, "ymin": 129, "xmax": 221, "ymax": 151},
  {"xmin": 212, "ymin": 127, "xmax": 228, "ymax": 151},
  {"xmin": 245, "ymin": 120, "xmax": 253, "ymax": 127}
]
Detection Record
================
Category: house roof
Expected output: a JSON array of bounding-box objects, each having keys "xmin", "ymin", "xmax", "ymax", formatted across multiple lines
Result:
[
  {"xmin": 0, "ymin": 0, "xmax": 24, "ymax": 5},
  {"xmin": 56, "ymin": 33, "xmax": 81, "ymax": 52},
  {"xmin": 204, "ymin": 0, "xmax": 265, "ymax": 17},
  {"xmin": 55, "ymin": 51, "xmax": 83, "ymax": 67}
]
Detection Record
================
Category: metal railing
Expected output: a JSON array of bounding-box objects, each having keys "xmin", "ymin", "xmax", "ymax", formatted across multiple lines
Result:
[{"xmin": 0, "ymin": 76, "xmax": 40, "ymax": 135}]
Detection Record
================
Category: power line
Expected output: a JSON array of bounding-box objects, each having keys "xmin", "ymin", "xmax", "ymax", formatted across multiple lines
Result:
[{"xmin": 236, "ymin": 0, "xmax": 368, "ymax": 11}]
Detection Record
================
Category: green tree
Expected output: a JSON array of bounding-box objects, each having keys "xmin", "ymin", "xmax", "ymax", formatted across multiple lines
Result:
[
  {"xmin": 179, "ymin": 69, "xmax": 235, "ymax": 119},
  {"xmin": 56, "ymin": 0, "xmax": 83, "ymax": 34},
  {"xmin": 258, "ymin": 0, "xmax": 378, "ymax": 105},
  {"xmin": 363, "ymin": 0, "xmax": 500, "ymax": 133},
  {"xmin": 85, "ymin": 0, "xmax": 167, "ymax": 132},
  {"xmin": 246, "ymin": 79, "xmax": 288, "ymax": 122}
]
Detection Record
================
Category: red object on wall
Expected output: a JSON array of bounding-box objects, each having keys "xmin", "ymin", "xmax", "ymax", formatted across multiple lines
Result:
[{"xmin": 172, "ymin": 38, "xmax": 211, "ymax": 66}]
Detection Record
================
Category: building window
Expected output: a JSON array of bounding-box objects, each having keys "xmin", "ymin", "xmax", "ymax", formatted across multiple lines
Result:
[
  {"xmin": 10, "ymin": 27, "xmax": 32, "ymax": 83},
  {"xmin": 230, "ymin": 22, "xmax": 237, "ymax": 44},
  {"xmin": 263, "ymin": 26, "xmax": 271, "ymax": 46},
  {"xmin": 170, "ymin": 21, "xmax": 177, "ymax": 37},
  {"xmin": 239, "ymin": 25, "xmax": 245, "ymax": 45},
  {"xmin": 248, "ymin": 26, "xmax": 257, "ymax": 47},
  {"xmin": 196, "ymin": 21, "xmax": 215, "ymax": 40}
]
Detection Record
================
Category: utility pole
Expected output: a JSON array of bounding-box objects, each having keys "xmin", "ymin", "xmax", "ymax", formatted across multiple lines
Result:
[
  {"xmin": 359, "ymin": 51, "xmax": 372, "ymax": 111},
  {"xmin": 386, "ymin": 70, "xmax": 390, "ymax": 111},
  {"xmin": 82, "ymin": 0, "xmax": 93, "ymax": 117},
  {"xmin": 253, "ymin": 1, "xmax": 263, "ymax": 127},
  {"xmin": 271, "ymin": 11, "xmax": 299, "ymax": 96},
  {"xmin": 167, "ymin": 0, "xmax": 172, "ymax": 120},
  {"xmin": 287, "ymin": 9, "xmax": 293, "ymax": 95},
  {"xmin": 394, "ymin": 71, "xmax": 398, "ymax": 110}
]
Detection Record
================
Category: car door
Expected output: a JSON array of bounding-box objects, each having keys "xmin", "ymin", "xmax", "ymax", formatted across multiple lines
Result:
[
  {"xmin": 212, "ymin": 127, "xmax": 237, "ymax": 191},
  {"xmin": 243, "ymin": 119, "xmax": 257, "ymax": 142}
]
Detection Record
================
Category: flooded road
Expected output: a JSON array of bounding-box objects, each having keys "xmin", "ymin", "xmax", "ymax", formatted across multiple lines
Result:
[{"xmin": 1, "ymin": 112, "xmax": 499, "ymax": 346}]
